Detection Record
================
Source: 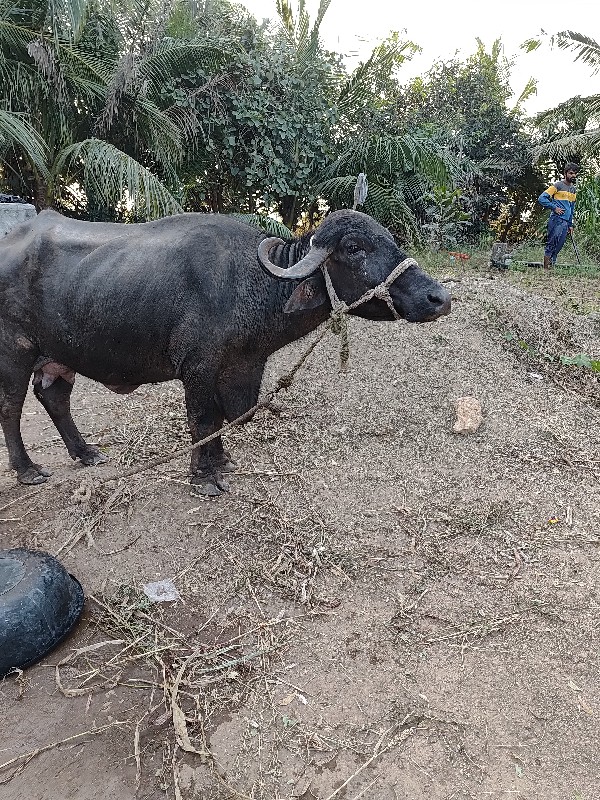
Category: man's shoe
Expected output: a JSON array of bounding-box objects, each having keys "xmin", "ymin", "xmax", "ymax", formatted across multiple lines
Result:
[{"xmin": 543, "ymin": 255, "xmax": 552, "ymax": 269}]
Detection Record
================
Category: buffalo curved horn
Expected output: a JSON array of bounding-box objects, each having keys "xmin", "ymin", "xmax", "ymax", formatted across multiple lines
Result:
[{"xmin": 258, "ymin": 237, "xmax": 332, "ymax": 280}]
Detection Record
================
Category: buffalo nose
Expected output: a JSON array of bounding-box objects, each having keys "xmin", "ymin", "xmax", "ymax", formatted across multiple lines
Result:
[{"xmin": 427, "ymin": 287, "xmax": 452, "ymax": 316}]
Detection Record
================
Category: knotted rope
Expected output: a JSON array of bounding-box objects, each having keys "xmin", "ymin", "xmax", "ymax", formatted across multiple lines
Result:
[{"xmin": 322, "ymin": 256, "xmax": 418, "ymax": 370}]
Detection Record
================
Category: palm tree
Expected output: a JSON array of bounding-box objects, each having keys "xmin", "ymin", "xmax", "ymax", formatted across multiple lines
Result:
[
  {"xmin": 0, "ymin": 0, "xmax": 224, "ymax": 218},
  {"xmin": 526, "ymin": 31, "xmax": 600, "ymax": 162},
  {"xmin": 316, "ymin": 131, "xmax": 456, "ymax": 242}
]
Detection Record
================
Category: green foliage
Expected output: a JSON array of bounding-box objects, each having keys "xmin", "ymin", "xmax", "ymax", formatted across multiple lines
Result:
[
  {"xmin": 1, "ymin": 0, "xmax": 592, "ymax": 246},
  {"xmin": 533, "ymin": 95, "xmax": 598, "ymax": 166},
  {"xmin": 571, "ymin": 171, "xmax": 600, "ymax": 261},
  {"xmin": 230, "ymin": 213, "xmax": 294, "ymax": 239},
  {"xmin": 397, "ymin": 40, "xmax": 545, "ymax": 243},
  {"xmin": 529, "ymin": 31, "xmax": 600, "ymax": 165},
  {"xmin": 168, "ymin": 0, "xmax": 340, "ymax": 228},
  {"xmin": 316, "ymin": 131, "xmax": 457, "ymax": 241},
  {"xmin": 559, "ymin": 353, "xmax": 600, "ymax": 371},
  {"xmin": 553, "ymin": 30, "xmax": 600, "ymax": 73},
  {"xmin": 336, "ymin": 33, "xmax": 419, "ymax": 128},
  {"xmin": 421, "ymin": 186, "xmax": 471, "ymax": 250},
  {"xmin": 0, "ymin": 110, "xmax": 48, "ymax": 176},
  {"xmin": 54, "ymin": 138, "xmax": 183, "ymax": 219}
]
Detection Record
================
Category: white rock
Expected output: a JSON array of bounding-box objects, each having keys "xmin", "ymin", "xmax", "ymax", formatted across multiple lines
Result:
[{"xmin": 453, "ymin": 396, "xmax": 484, "ymax": 434}]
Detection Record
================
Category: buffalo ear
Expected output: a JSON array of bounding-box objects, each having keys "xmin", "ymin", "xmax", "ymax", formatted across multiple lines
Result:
[{"xmin": 284, "ymin": 276, "xmax": 327, "ymax": 313}]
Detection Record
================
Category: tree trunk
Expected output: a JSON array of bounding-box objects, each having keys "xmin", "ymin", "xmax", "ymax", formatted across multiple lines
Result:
[
  {"xmin": 33, "ymin": 173, "xmax": 50, "ymax": 212},
  {"xmin": 280, "ymin": 195, "xmax": 298, "ymax": 231}
]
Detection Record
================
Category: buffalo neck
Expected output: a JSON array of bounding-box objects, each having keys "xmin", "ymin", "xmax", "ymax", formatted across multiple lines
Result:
[{"xmin": 258, "ymin": 236, "xmax": 332, "ymax": 352}]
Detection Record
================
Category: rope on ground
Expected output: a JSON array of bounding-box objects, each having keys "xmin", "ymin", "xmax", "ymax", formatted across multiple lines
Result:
[{"xmin": 97, "ymin": 318, "xmax": 335, "ymax": 485}]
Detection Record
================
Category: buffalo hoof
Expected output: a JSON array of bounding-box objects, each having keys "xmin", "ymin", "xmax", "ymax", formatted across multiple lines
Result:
[
  {"xmin": 17, "ymin": 464, "xmax": 52, "ymax": 485},
  {"xmin": 190, "ymin": 472, "xmax": 230, "ymax": 497},
  {"xmin": 79, "ymin": 449, "xmax": 108, "ymax": 467}
]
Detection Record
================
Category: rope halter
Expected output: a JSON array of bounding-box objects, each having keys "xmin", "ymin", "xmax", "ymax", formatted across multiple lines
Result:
[
  {"xmin": 322, "ymin": 256, "xmax": 418, "ymax": 321},
  {"xmin": 320, "ymin": 255, "xmax": 419, "ymax": 370}
]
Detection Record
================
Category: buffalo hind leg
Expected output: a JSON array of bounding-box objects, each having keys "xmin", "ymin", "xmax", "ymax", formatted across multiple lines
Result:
[
  {"xmin": 33, "ymin": 377, "xmax": 107, "ymax": 467},
  {"xmin": 0, "ymin": 368, "xmax": 51, "ymax": 484}
]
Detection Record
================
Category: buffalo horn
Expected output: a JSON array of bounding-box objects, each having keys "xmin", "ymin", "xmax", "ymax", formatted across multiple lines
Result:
[{"xmin": 258, "ymin": 237, "xmax": 331, "ymax": 280}]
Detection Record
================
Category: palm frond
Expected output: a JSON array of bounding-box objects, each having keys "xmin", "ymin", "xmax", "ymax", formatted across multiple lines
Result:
[
  {"xmin": 132, "ymin": 96, "xmax": 185, "ymax": 164},
  {"xmin": 0, "ymin": 17, "xmax": 39, "ymax": 54},
  {"xmin": 337, "ymin": 38, "xmax": 417, "ymax": 117},
  {"xmin": 315, "ymin": 175, "xmax": 358, "ymax": 209},
  {"xmin": 0, "ymin": 109, "xmax": 49, "ymax": 176},
  {"xmin": 554, "ymin": 30, "xmax": 600, "ymax": 73},
  {"xmin": 315, "ymin": 175, "xmax": 420, "ymax": 240},
  {"xmin": 360, "ymin": 181, "xmax": 420, "ymax": 241},
  {"xmin": 275, "ymin": 0, "xmax": 332, "ymax": 65},
  {"xmin": 325, "ymin": 134, "xmax": 451, "ymax": 186},
  {"xmin": 521, "ymin": 37, "xmax": 543, "ymax": 54},
  {"xmin": 512, "ymin": 76, "xmax": 537, "ymax": 111},
  {"xmin": 533, "ymin": 128, "xmax": 600, "ymax": 162},
  {"xmin": 53, "ymin": 138, "xmax": 182, "ymax": 218},
  {"xmin": 275, "ymin": 0, "xmax": 295, "ymax": 41},
  {"xmin": 46, "ymin": 0, "xmax": 92, "ymax": 42},
  {"xmin": 0, "ymin": 59, "xmax": 40, "ymax": 108},
  {"xmin": 309, "ymin": 0, "xmax": 332, "ymax": 49},
  {"xmin": 137, "ymin": 42, "xmax": 230, "ymax": 94},
  {"xmin": 230, "ymin": 213, "xmax": 294, "ymax": 239}
]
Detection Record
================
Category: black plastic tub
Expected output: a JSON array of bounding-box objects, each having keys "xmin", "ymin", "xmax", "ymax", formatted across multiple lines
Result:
[{"xmin": 0, "ymin": 548, "xmax": 84, "ymax": 678}]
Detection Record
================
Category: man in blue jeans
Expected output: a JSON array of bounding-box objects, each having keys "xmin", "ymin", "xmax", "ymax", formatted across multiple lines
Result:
[{"xmin": 538, "ymin": 163, "xmax": 579, "ymax": 268}]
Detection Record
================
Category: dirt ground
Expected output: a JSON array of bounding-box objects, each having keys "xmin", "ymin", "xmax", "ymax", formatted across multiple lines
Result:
[{"xmin": 1, "ymin": 264, "xmax": 599, "ymax": 800}]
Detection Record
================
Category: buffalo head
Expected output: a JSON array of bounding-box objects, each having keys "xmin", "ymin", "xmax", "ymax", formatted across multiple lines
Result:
[{"xmin": 258, "ymin": 210, "xmax": 451, "ymax": 323}]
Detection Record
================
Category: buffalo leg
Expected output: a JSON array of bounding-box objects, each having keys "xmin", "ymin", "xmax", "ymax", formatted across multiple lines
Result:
[
  {"xmin": 182, "ymin": 370, "xmax": 229, "ymax": 496},
  {"xmin": 33, "ymin": 377, "xmax": 107, "ymax": 466},
  {"xmin": 217, "ymin": 363, "xmax": 265, "ymax": 424},
  {"xmin": 0, "ymin": 367, "xmax": 51, "ymax": 484},
  {"xmin": 214, "ymin": 361, "xmax": 265, "ymax": 469}
]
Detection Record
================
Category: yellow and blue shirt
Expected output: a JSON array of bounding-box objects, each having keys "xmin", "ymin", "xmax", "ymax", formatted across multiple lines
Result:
[{"xmin": 538, "ymin": 180, "xmax": 577, "ymax": 226}]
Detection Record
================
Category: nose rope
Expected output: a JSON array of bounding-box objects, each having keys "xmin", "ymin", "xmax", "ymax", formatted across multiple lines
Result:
[{"xmin": 321, "ymin": 256, "xmax": 418, "ymax": 370}]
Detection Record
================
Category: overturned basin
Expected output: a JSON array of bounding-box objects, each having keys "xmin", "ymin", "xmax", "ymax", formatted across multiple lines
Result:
[{"xmin": 0, "ymin": 548, "xmax": 84, "ymax": 678}]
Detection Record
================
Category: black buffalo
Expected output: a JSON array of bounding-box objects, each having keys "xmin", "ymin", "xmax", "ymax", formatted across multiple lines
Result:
[{"xmin": 0, "ymin": 209, "xmax": 450, "ymax": 495}]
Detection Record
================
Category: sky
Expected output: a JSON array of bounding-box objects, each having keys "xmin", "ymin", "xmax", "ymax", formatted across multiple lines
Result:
[{"xmin": 239, "ymin": 0, "xmax": 598, "ymax": 115}]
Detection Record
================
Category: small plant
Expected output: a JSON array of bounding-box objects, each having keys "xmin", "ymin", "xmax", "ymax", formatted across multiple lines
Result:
[{"xmin": 559, "ymin": 353, "xmax": 600, "ymax": 372}]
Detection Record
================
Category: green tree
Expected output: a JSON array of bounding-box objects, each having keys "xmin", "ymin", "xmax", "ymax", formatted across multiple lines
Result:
[
  {"xmin": 168, "ymin": 0, "xmax": 440, "ymax": 236},
  {"xmin": 395, "ymin": 40, "xmax": 544, "ymax": 242}
]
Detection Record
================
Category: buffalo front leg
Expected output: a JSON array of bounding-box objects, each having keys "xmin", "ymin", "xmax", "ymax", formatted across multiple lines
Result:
[
  {"xmin": 182, "ymin": 372, "xmax": 228, "ymax": 497},
  {"xmin": 33, "ymin": 377, "xmax": 107, "ymax": 467},
  {"xmin": 0, "ymin": 368, "xmax": 52, "ymax": 485},
  {"xmin": 214, "ymin": 360, "xmax": 266, "ymax": 468}
]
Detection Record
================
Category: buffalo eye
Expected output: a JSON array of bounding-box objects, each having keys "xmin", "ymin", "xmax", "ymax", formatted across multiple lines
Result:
[{"xmin": 345, "ymin": 241, "xmax": 365, "ymax": 255}]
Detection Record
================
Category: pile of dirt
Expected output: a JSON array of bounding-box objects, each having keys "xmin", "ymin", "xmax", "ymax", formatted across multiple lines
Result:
[{"xmin": 1, "ymin": 271, "xmax": 599, "ymax": 800}]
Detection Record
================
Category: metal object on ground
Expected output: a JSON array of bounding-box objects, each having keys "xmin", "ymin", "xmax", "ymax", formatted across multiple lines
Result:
[
  {"xmin": 0, "ymin": 548, "xmax": 85, "ymax": 677},
  {"xmin": 490, "ymin": 241, "xmax": 511, "ymax": 269},
  {"xmin": 0, "ymin": 193, "xmax": 27, "ymax": 204},
  {"xmin": 510, "ymin": 260, "xmax": 587, "ymax": 269}
]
